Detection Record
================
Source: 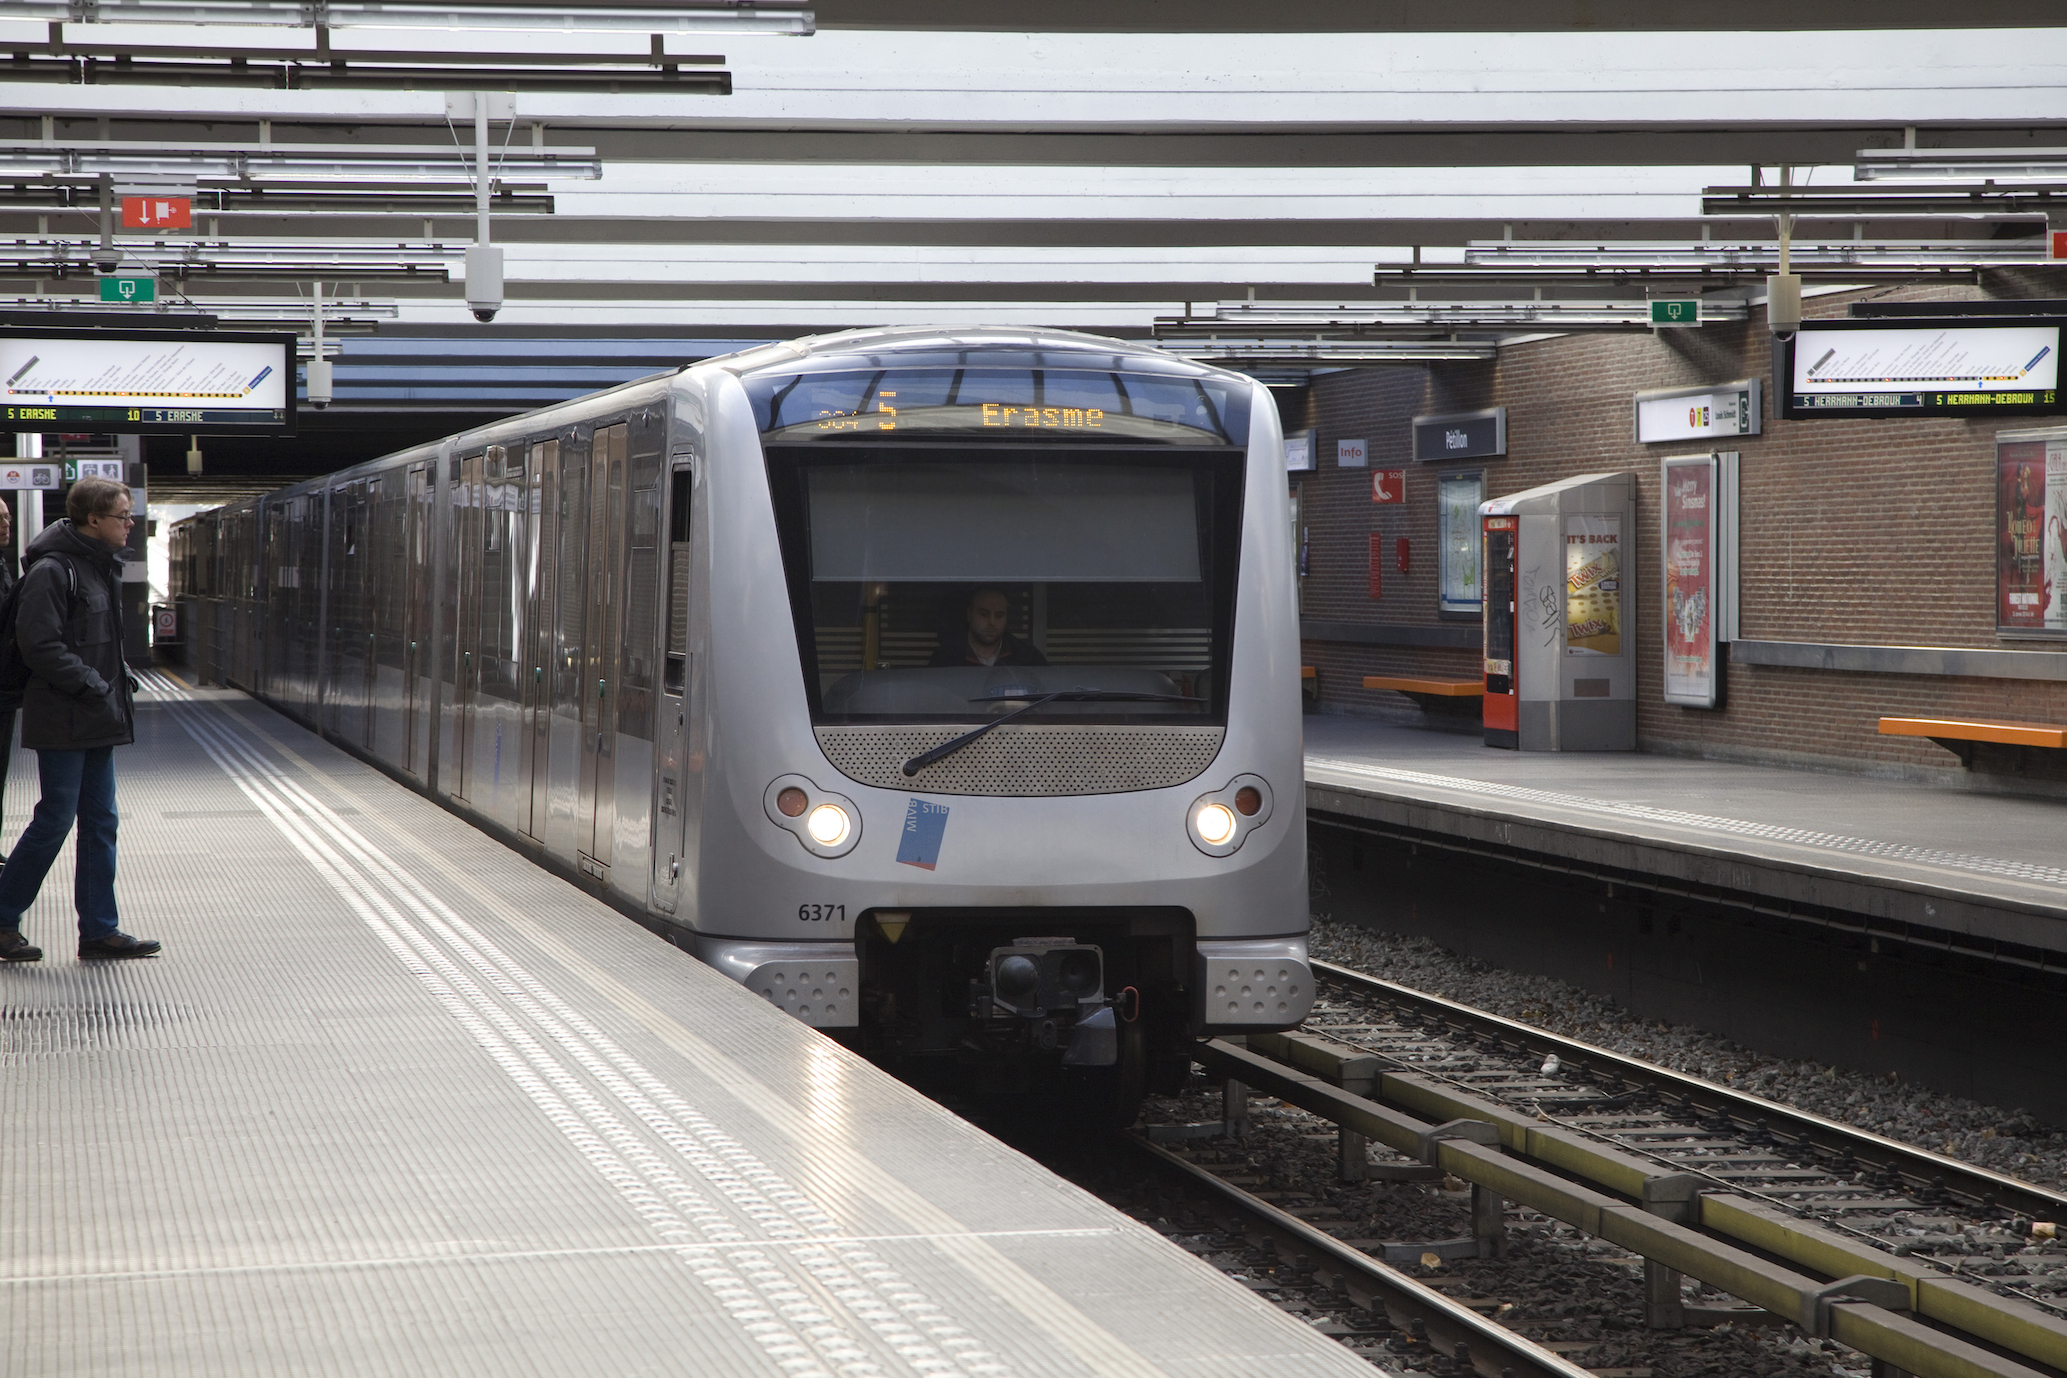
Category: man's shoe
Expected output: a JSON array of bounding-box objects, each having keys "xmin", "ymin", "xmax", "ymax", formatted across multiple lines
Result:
[
  {"xmin": 78, "ymin": 932, "xmax": 161, "ymax": 960},
  {"xmin": 0, "ymin": 929, "xmax": 40, "ymax": 962}
]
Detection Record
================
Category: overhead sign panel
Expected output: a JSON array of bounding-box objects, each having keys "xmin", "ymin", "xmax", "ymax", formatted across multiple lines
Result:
[
  {"xmin": 1781, "ymin": 319, "xmax": 2062, "ymax": 418},
  {"xmin": 0, "ymin": 328, "xmax": 294, "ymax": 433},
  {"xmin": 1412, "ymin": 407, "xmax": 1506, "ymax": 462}
]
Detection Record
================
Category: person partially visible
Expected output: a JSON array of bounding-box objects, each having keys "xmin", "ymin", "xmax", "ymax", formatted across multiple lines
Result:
[
  {"xmin": 0, "ymin": 500, "xmax": 16, "ymax": 866},
  {"xmin": 0, "ymin": 478, "xmax": 157, "ymax": 963},
  {"xmin": 928, "ymin": 587, "xmax": 1049, "ymax": 668}
]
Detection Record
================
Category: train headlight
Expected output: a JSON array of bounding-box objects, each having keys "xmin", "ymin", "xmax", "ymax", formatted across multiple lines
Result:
[
  {"xmin": 763, "ymin": 775, "xmax": 862, "ymax": 858},
  {"xmin": 1195, "ymin": 803, "xmax": 1237, "ymax": 845},
  {"xmin": 1187, "ymin": 775, "xmax": 1273, "ymax": 857},
  {"xmin": 805, "ymin": 803, "xmax": 851, "ymax": 846}
]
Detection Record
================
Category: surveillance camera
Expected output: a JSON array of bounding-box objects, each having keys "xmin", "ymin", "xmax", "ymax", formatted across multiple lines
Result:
[
  {"xmin": 306, "ymin": 358, "xmax": 333, "ymax": 411},
  {"xmin": 92, "ymin": 248, "xmax": 122, "ymax": 273},
  {"xmin": 465, "ymin": 243, "xmax": 504, "ymax": 325}
]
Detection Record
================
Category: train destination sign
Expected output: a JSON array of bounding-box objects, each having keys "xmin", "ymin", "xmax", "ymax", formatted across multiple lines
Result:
[
  {"xmin": 0, "ymin": 328, "xmax": 295, "ymax": 433},
  {"xmin": 1781, "ymin": 319, "xmax": 2063, "ymax": 418}
]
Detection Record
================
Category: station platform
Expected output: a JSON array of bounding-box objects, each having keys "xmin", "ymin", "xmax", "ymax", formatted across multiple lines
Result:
[
  {"xmin": 1, "ymin": 673, "xmax": 1375, "ymax": 1378},
  {"xmin": 1304, "ymin": 715, "xmax": 2067, "ymax": 964}
]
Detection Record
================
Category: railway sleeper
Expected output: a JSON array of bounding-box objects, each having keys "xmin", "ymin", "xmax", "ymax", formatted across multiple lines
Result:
[{"xmin": 1208, "ymin": 1038, "xmax": 2060, "ymax": 1378}]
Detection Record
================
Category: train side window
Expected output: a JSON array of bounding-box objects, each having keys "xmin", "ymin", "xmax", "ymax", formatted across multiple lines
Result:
[{"xmin": 664, "ymin": 465, "xmax": 692, "ymax": 695}]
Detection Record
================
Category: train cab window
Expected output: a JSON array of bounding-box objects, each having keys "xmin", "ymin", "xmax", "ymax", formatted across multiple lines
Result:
[{"xmin": 756, "ymin": 362, "xmax": 1245, "ymax": 727}]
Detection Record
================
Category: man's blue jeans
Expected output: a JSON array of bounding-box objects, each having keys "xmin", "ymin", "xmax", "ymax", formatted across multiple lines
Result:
[{"xmin": 0, "ymin": 747, "xmax": 120, "ymax": 941}]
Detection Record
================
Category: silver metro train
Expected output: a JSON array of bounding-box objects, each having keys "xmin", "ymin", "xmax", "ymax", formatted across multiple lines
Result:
[{"xmin": 172, "ymin": 326, "xmax": 1313, "ymax": 1104}]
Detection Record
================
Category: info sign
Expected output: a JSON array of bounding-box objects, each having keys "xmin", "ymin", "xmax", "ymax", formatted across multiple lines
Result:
[
  {"xmin": 0, "ymin": 464, "xmax": 60, "ymax": 490},
  {"xmin": 1996, "ymin": 427, "xmax": 2067, "ymax": 636},
  {"xmin": 1634, "ymin": 379, "xmax": 1761, "ymax": 443},
  {"xmin": 1782, "ymin": 319, "xmax": 2063, "ymax": 418},
  {"xmin": 0, "ymin": 328, "xmax": 295, "ymax": 433},
  {"xmin": 1661, "ymin": 454, "xmax": 1720, "ymax": 706}
]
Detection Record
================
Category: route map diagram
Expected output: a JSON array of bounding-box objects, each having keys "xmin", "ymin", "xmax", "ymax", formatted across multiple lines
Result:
[
  {"xmin": 1793, "ymin": 324, "xmax": 2059, "ymax": 394},
  {"xmin": 0, "ymin": 336, "xmax": 286, "ymax": 410}
]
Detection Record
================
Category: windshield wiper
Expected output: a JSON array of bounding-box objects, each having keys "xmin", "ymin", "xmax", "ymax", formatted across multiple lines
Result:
[{"xmin": 900, "ymin": 688, "xmax": 1204, "ymax": 777}]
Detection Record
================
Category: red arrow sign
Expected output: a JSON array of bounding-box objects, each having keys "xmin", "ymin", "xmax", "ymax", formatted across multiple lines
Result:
[{"xmin": 121, "ymin": 195, "xmax": 191, "ymax": 230}]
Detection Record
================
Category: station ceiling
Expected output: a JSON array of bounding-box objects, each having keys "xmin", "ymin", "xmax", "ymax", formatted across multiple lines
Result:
[{"xmin": 0, "ymin": 7, "xmax": 2063, "ymax": 475}]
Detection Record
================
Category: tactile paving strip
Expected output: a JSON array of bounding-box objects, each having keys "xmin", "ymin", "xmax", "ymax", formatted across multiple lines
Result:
[
  {"xmin": 1307, "ymin": 756, "xmax": 2067, "ymax": 890},
  {"xmin": 0, "ymin": 673, "xmax": 1376, "ymax": 1378}
]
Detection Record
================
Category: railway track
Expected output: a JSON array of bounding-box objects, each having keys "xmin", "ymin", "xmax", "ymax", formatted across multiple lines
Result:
[
  {"xmin": 1169, "ymin": 959, "xmax": 2067, "ymax": 1378},
  {"xmin": 1117, "ymin": 1130, "xmax": 1601, "ymax": 1378}
]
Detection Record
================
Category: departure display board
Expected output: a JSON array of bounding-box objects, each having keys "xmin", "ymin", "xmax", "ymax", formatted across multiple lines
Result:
[
  {"xmin": 1781, "ymin": 320, "xmax": 2062, "ymax": 418},
  {"xmin": 0, "ymin": 328, "xmax": 295, "ymax": 433}
]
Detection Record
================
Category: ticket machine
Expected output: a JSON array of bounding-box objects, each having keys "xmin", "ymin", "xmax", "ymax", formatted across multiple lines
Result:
[{"xmin": 1479, "ymin": 473, "xmax": 1636, "ymax": 751}]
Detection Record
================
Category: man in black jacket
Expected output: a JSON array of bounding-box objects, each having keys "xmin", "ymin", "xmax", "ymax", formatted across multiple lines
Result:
[
  {"xmin": 0, "ymin": 477, "xmax": 158, "ymax": 962},
  {"xmin": 0, "ymin": 498, "xmax": 17, "ymax": 860}
]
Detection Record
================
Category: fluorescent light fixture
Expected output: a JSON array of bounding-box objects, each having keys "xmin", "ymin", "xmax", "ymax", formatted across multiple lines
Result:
[
  {"xmin": 1459, "ymin": 240, "xmax": 2049, "ymax": 269},
  {"xmin": 10, "ymin": 1, "xmax": 813, "ymax": 34},
  {"xmin": 1855, "ymin": 148, "xmax": 2067, "ymax": 182}
]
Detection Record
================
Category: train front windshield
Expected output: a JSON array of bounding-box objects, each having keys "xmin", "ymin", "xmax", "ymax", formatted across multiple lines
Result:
[{"xmin": 752, "ymin": 363, "xmax": 1248, "ymax": 726}]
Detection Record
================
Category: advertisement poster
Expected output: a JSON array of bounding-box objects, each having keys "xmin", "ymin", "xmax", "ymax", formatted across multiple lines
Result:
[
  {"xmin": 1564, "ymin": 515, "xmax": 1622, "ymax": 656},
  {"xmin": 1438, "ymin": 472, "xmax": 1483, "ymax": 614},
  {"xmin": 1997, "ymin": 433, "xmax": 2067, "ymax": 634},
  {"xmin": 1662, "ymin": 456, "xmax": 1718, "ymax": 704}
]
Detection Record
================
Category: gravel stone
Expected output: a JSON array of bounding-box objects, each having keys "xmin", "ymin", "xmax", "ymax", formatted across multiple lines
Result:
[{"xmin": 1308, "ymin": 916, "xmax": 2067, "ymax": 1194}]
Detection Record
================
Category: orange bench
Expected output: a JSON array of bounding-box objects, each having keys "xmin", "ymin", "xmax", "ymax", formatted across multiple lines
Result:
[
  {"xmin": 1364, "ymin": 675, "xmax": 1484, "ymax": 698},
  {"xmin": 1878, "ymin": 716, "xmax": 2067, "ymax": 766},
  {"xmin": 1301, "ymin": 666, "xmax": 1316, "ymax": 680}
]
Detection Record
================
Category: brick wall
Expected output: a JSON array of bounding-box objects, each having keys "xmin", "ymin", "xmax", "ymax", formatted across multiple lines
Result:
[{"xmin": 1289, "ymin": 281, "xmax": 2067, "ymax": 778}]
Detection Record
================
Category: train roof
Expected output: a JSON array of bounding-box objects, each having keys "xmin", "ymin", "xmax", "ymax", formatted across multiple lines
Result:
[{"xmin": 707, "ymin": 325, "xmax": 1241, "ymax": 384}]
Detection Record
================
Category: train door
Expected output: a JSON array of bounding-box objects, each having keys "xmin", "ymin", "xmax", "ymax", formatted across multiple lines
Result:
[
  {"xmin": 524, "ymin": 438, "xmax": 559, "ymax": 842},
  {"xmin": 651, "ymin": 453, "xmax": 694, "ymax": 916},
  {"xmin": 452, "ymin": 451, "xmax": 485, "ymax": 803},
  {"xmin": 546, "ymin": 433, "xmax": 589, "ymax": 858},
  {"xmin": 577, "ymin": 422, "xmax": 626, "ymax": 878},
  {"xmin": 403, "ymin": 462, "xmax": 431, "ymax": 777}
]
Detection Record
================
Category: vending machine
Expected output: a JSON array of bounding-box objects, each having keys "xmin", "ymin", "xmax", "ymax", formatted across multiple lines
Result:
[{"xmin": 1479, "ymin": 472, "xmax": 1636, "ymax": 751}]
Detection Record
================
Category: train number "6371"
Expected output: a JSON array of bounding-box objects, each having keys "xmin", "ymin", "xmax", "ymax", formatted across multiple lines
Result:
[{"xmin": 797, "ymin": 903, "xmax": 846, "ymax": 922}]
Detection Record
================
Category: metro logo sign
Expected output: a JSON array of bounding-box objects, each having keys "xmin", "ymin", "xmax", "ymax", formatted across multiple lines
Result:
[{"xmin": 121, "ymin": 195, "xmax": 191, "ymax": 230}]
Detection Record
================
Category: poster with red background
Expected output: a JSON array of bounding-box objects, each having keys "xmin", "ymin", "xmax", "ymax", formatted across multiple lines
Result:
[
  {"xmin": 1998, "ymin": 439, "xmax": 2052, "ymax": 631},
  {"xmin": 1662, "ymin": 456, "xmax": 1716, "ymax": 705}
]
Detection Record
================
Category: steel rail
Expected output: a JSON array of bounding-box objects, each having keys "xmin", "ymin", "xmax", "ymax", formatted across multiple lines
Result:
[
  {"xmin": 1313, "ymin": 959, "xmax": 2067, "ymax": 1224},
  {"xmin": 1121, "ymin": 1131, "xmax": 1600, "ymax": 1378},
  {"xmin": 1197, "ymin": 1038, "xmax": 2058, "ymax": 1378}
]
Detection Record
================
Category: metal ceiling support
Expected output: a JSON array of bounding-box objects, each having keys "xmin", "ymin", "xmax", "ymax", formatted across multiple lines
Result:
[
  {"xmin": 0, "ymin": 294, "xmax": 398, "ymax": 328},
  {"xmin": 0, "ymin": 140, "xmax": 601, "ymax": 182},
  {"xmin": 1373, "ymin": 264, "xmax": 1993, "ymax": 290},
  {"xmin": 24, "ymin": 1, "xmax": 815, "ymax": 34},
  {"xmin": 0, "ymin": 181, "xmax": 556, "ymax": 215},
  {"xmin": 1700, "ymin": 182, "xmax": 2067, "ymax": 220},
  {"xmin": 1158, "ymin": 339, "xmax": 1497, "ymax": 366},
  {"xmin": 4, "ymin": 29, "xmax": 733, "ymax": 91},
  {"xmin": 1456, "ymin": 240, "xmax": 2052, "ymax": 269},
  {"xmin": 1158, "ymin": 300, "xmax": 1750, "ymax": 335}
]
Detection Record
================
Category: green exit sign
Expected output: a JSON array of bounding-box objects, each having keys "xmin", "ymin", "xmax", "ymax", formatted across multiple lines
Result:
[
  {"xmin": 1650, "ymin": 299, "xmax": 1701, "ymax": 327},
  {"xmin": 98, "ymin": 276, "xmax": 156, "ymax": 303}
]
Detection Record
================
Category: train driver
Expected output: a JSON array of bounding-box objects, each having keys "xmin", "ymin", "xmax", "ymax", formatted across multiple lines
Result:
[{"xmin": 929, "ymin": 587, "xmax": 1049, "ymax": 669}]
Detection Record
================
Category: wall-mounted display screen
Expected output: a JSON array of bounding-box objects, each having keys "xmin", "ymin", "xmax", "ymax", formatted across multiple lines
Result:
[
  {"xmin": 1781, "ymin": 320, "xmax": 2062, "ymax": 418},
  {"xmin": 0, "ymin": 328, "xmax": 295, "ymax": 433}
]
